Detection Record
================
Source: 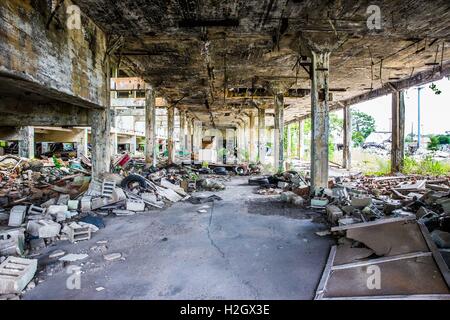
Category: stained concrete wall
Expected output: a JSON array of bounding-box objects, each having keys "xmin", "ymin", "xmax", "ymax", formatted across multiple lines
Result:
[{"xmin": 0, "ymin": 0, "xmax": 108, "ymax": 108}]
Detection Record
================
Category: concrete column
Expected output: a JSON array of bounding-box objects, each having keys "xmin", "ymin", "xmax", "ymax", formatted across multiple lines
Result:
[
  {"xmin": 249, "ymin": 112, "xmax": 256, "ymax": 162},
  {"xmin": 186, "ymin": 118, "xmax": 193, "ymax": 159},
  {"xmin": 226, "ymin": 128, "xmax": 236, "ymax": 164},
  {"xmin": 193, "ymin": 120, "xmax": 202, "ymax": 162},
  {"xmin": 130, "ymin": 135, "xmax": 137, "ymax": 155},
  {"xmin": 18, "ymin": 126, "xmax": 34, "ymax": 159},
  {"xmin": 298, "ymin": 119, "xmax": 305, "ymax": 159},
  {"xmin": 236, "ymin": 125, "xmax": 242, "ymax": 160},
  {"xmin": 179, "ymin": 110, "xmax": 186, "ymax": 154},
  {"xmin": 391, "ymin": 90, "xmax": 405, "ymax": 173},
  {"xmin": 274, "ymin": 93, "xmax": 285, "ymax": 173},
  {"xmin": 77, "ymin": 128, "xmax": 89, "ymax": 158},
  {"xmin": 241, "ymin": 124, "xmax": 246, "ymax": 162},
  {"xmin": 258, "ymin": 107, "xmax": 266, "ymax": 164},
  {"xmin": 167, "ymin": 106, "xmax": 175, "ymax": 164},
  {"xmin": 343, "ymin": 105, "xmax": 352, "ymax": 170},
  {"xmin": 110, "ymin": 132, "xmax": 118, "ymax": 156},
  {"xmin": 145, "ymin": 88, "xmax": 157, "ymax": 166},
  {"xmin": 90, "ymin": 108, "xmax": 111, "ymax": 181},
  {"xmin": 286, "ymin": 124, "xmax": 292, "ymax": 159},
  {"xmin": 310, "ymin": 51, "xmax": 331, "ymax": 194}
]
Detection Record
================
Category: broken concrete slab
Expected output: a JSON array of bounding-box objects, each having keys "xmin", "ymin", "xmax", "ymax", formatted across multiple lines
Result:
[
  {"xmin": 104, "ymin": 253, "xmax": 122, "ymax": 261},
  {"xmin": 113, "ymin": 210, "xmax": 136, "ymax": 216},
  {"xmin": 161, "ymin": 179, "xmax": 188, "ymax": 197},
  {"xmin": 47, "ymin": 205, "xmax": 69, "ymax": 216},
  {"xmin": 91, "ymin": 188, "xmax": 127, "ymax": 210},
  {"xmin": 126, "ymin": 200, "xmax": 146, "ymax": 212},
  {"xmin": 311, "ymin": 198, "xmax": 329, "ymax": 209},
  {"xmin": 67, "ymin": 200, "xmax": 79, "ymax": 211},
  {"xmin": 351, "ymin": 197, "xmax": 372, "ymax": 209},
  {"xmin": 80, "ymin": 196, "xmax": 92, "ymax": 213},
  {"xmin": 59, "ymin": 254, "xmax": 89, "ymax": 262},
  {"xmin": 0, "ymin": 257, "xmax": 37, "ymax": 295},
  {"xmin": 0, "ymin": 228, "xmax": 25, "ymax": 256},
  {"xmin": 57, "ymin": 194, "xmax": 70, "ymax": 205},
  {"xmin": 26, "ymin": 220, "xmax": 61, "ymax": 239},
  {"xmin": 49, "ymin": 250, "xmax": 66, "ymax": 259},
  {"xmin": 326, "ymin": 205, "xmax": 344, "ymax": 225},
  {"xmin": 8, "ymin": 206, "xmax": 27, "ymax": 227}
]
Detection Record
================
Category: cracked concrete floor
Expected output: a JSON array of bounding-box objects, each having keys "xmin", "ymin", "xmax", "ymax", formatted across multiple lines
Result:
[{"xmin": 23, "ymin": 176, "xmax": 333, "ymax": 300}]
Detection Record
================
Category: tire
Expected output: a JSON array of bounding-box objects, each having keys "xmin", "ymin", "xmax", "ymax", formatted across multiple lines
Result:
[
  {"xmin": 213, "ymin": 167, "xmax": 227, "ymax": 175},
  {"xmin": 120, "ymin": 174, "xmax": 147, "ymax": 190},
  {"xmin": 235, "ymin": 166, "xmax": 247, "ymax": 176},
  {"xmin": 249, "ymin": 177, "xmax": 270, "ymax": 186}
]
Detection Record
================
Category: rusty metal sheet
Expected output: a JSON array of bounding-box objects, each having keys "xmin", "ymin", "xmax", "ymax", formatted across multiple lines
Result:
[
  {"xmin": 323, "ymin": 255, "xmax": 449, "ymax": 298},
  {"xmin": 316, "ymin": 220, "xmax": 450, "ymax": 300},
  {"xmin": 346, "ymin": 220, "xmax": 429, "ymax": 257},
  {"xmin": 334, "ymin": 244, "xmax": 375, "ymax": 266}
]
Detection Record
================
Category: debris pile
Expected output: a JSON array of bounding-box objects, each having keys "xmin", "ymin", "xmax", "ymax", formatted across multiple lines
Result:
[
  {"xmin": 0, "ymin": 155, "xmax": 232, "ymax": 299},
  {"xmin": 323, "ymin": 175, "xmax": 450, "ymax": 233},
  {"xmin": 251, "ymin": 170, "xmax": 450, "ymax": 266}
]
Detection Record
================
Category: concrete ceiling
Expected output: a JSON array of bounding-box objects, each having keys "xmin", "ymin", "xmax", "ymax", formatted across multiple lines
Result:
[{"xmin": 73, "ymin": 0, "xmax": 450, "ymax": 127}]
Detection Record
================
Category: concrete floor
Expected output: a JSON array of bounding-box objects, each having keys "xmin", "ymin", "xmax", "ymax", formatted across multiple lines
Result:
[{"xmin": 24, "ymin": 176, "xmax": 333, "ymax": 300}]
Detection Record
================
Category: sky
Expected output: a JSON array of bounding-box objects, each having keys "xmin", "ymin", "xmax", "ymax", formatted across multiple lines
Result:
[{"xmin": 349, "ymin": 77, "xmax": 450, "ymax": 135}]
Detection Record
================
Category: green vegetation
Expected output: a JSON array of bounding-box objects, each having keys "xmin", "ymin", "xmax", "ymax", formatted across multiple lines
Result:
[
  {"xmin": 428, "ymin": 134, "xmax": 450, "ymax": 151},
  {"xmin": 364, "ymin": 156, "xmax": 450, "ymax": 177},
  {"xmin": 403, "ymin": 156, "xmax": 450, "ymax": 176},
  {"xmin": 351, "ymin": 111, "xmax": 376, "ymax": 147},
  {"xmin": 364, "ymin": 159, "xmax": 391, "ymax": 177},
  {"xmin": 429, "ymin": 83, "xmax": 442, "ymax": 95}
]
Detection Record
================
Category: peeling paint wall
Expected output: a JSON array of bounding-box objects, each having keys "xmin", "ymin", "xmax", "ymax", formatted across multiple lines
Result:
[{"xmin": 0, "ymin": 0, "xmax": 107, "ymax": 107}]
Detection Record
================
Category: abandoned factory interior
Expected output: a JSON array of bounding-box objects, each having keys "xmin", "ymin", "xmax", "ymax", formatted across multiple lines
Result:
[{"xmin": 1, "ymin": 0, "xmax": 450, "ymax": 303}]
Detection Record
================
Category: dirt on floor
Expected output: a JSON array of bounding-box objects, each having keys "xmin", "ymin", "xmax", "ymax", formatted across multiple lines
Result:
[{"xmin": 22, "ymin": 176, "xmax": 334, "ymax": 300}]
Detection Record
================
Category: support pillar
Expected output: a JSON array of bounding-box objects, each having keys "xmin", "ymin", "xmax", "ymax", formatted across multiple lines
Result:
[
  {"xmin": 343, "ymin": 105, "xmax": 352, "ymax": 170},
  {"xmin": 110, "ymin": 132, "xmax": 118, "ymax": 156},
  {"xmin": 193, "ymin": 120, "xmax": 202, "ymax": 162},
  {"xmin": 236, "ymin": 125, "xmax": 243, "ymax": 161},
  {"xmin": 298, "ymin": 119, "xmax": 304, "ymax": 159},
  {"xmin": 243, "ymin": 121, "xmax": 249, "ymax": 161},
  {"xmin": 226, "ymin": 128, "xmax": 236, "ymax": 164},
  {"xmin": 249, "ymin": 112, "xmax": 256, "ymax": 162},
  {"xmin": 286, "ymin": 124, "xmax": 292, "ymax": 159},
  {"xmin": 179, "ymin": 110, "xmax": 187, "ymax": 155},
  {"xmin": 274, "ymin": 93, "xmax": 284, "ymax": 173},
  {"xmin": 18, "ymin": 126, "xmax": 34, "ymax": 159},
  {"xmin": 258, "ymin": 107, "xmax": 266, "ymax": 164},
  {"xmin": 145, "ymin": 88, "xmax": 157, "ymax": 166},
  {"xmin": 186, "ymin": 117, "xmax": 193, "ymax": 160},
  {"xmin": 130, "ymin": 135, "xmax": 137, "ymax": 155},
  {"xmin": 310, "ymin": 51, "xmax": 331, "ymax": 194},
  {"xmin": 77, "ymin": 128, "xmax": 89, "ymax": 158},
  {"xmin": 167, "ymin": 106, "xmax": 175, "ymax": 164},
  {"xmin": 391, "ymin": 90, "xmax": 405, "ymax": 173},
  {"xmin": 90, "ymin": 108, "xmax": 111, "ymax": 181}
]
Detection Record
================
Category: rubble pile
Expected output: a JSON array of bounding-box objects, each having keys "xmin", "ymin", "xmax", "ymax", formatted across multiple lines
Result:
[
  {"xmin": 251, "ymin": 170, "xmax": 450, "ymax": 256},
  {"xmin": 324, "ymin": 175, "xmax": 450, "ymax": 230},
  {"xmin": 0, "ymin": 155, "xmax": 234, "ymax": 299}
]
